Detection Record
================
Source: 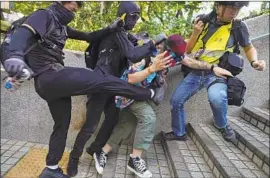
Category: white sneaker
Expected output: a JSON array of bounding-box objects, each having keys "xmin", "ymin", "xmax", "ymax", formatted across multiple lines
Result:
[
  {"xmin": 127, "ymin": 155, "xmax": 152, "ymax": 178},
  {"xmin": 93, "ymin": 150, "xmax": 107, "ymax": 175}
]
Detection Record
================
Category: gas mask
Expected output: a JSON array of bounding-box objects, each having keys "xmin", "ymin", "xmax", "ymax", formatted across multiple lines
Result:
[
  {"xmin": 124, "ymin": 12, "xmax": 140, "ymax": 30},
  {"xmin": 49, "ymin": 2, "xmax": 75, "ymax": 25}
]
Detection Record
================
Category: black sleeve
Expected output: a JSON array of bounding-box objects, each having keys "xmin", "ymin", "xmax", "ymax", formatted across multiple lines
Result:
[
  {"xmin": 67, "ymin": 26, "xmax": 113, "ymax": 43},
  {"xmin": 115, "ymin": 31, "xmax": 155, "ymax": 63},
  {"xmin": 23, "ymin": 10, "xmax": 50, "ymax": 38},
  {"xmin": 8, "ymin": 27, "xmax": 36, "ymax": 60},
  {"xmin": 238, "ymin": 21, "xmax": 252, "ymax": 47}
]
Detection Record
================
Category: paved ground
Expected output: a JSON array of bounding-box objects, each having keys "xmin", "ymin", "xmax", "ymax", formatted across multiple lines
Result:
[{"xmin": 1, "ymin": 138, "xmax": 172, "ymax": 178}]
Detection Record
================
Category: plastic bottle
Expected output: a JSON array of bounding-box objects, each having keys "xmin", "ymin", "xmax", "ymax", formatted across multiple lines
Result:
[{"xmin": 4, "ymin": 69, "xmax": 31, "ymax": 91}]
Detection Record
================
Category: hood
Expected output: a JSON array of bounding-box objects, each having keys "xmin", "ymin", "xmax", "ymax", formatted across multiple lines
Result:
[{"xmin": 117, "ymin": 2, "xmax": 140, "ymax": 17}]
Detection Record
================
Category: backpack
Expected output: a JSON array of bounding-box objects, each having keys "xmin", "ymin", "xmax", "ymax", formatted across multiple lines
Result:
[
  {"xmin": 0, "ymin": 9, "xmax": 56, "ymax": 65},
  {"xmin": 207, "ymin": 77, "xmax": 246, "ymax": 107}
]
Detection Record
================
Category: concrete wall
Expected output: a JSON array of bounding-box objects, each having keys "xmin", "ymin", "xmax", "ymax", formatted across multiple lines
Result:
[{"xmin": 1, "ymin": 15, "xmax": 269, "ymax": 147}]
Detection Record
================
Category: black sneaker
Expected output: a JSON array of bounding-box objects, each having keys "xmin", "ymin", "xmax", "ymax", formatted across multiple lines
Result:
[
  {"xmin": 127, "ymin": 156, "xmax": 152, "ymax": 178},
  {"xmin": 67, "ymin": 157, "xmax": 79, "ymax": 177},
  {"xmin": 39, "ymin": 167, "xmax": 70, "ymax": 178},
  {"xmin": 214, "ymin": 123, "xmax": 236, "ymax": 142},
  {"xmin": 93, "ymin": 150, "xmax": 108, "ymax": 175},
  {"xmin": 162, "ymin": 131, "xmax": 187, "ymax": 141}
]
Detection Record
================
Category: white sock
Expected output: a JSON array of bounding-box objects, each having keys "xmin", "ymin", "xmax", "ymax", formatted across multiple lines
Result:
[
  {"xmin": 130, "ymin": 154, "xmax": 140, "ymax": 158},
  {"xmin": 150, "ymin": 89, "xmax": 155, "ymax": 98},
  {"xmin": 46, "ymin": 165, "xmax": 59, "ymax": 170}
]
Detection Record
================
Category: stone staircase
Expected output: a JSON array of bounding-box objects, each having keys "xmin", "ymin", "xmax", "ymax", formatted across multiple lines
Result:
[{"xmin": 163, "ymin": 103, "xmax": 270, "ymax": 178}]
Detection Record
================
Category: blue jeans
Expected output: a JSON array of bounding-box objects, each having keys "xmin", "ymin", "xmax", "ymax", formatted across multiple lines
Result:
[{"xmin": 170, "ymin": 72, "xmax": 228, "ymax": 136}]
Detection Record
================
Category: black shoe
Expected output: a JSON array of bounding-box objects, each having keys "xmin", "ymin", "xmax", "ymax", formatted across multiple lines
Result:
[
  {"xmin": 39, "ymin": 167, "xmax": 70, "ymax": 178},
  {"xmin": 127, "ymin": 156, "xmax": 152, "ymax": 178},
  {"xmin": 93, "ymin": 150, "xmax": 108, "ymax": 175},
  {"xmin": 67, "ymin": 158, "xmax": 79, "ymax": 177},
  {"xmin": 163, "ymin": 131, "xmax": 187, "ymax": 141},
  {"xmin": 86, "ymin": 147, "xmax": 94, "ymax": 156}
]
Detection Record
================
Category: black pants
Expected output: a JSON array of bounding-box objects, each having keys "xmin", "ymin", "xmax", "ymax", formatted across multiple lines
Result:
[
  {"xmin": 34, "ymin": 66, "xmax": 151, "ymax": 165},
  {"xmin": 70, "ymin": 93, "xmax": 119, "ymax": 159}
]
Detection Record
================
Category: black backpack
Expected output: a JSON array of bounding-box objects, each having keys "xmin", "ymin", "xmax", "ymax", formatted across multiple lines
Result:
[
  {"xmin": 227, "ymin": 77, "xmax": 246, "ymax": 106},
  {"xmin": 0, "ymin": 9, "xmax": 55, "ymax": 65}
]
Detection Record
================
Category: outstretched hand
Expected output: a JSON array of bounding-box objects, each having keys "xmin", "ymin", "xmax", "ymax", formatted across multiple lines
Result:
[
  {"xmin": 213, "ymin": 66, "xmax": 233, "ymax": 79},
  {"xmin": 150, "ymin": 51, "xmax": 172, "ymax": 72}
]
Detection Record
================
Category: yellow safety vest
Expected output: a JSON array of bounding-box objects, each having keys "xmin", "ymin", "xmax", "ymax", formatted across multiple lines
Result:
[{"xmin": 191, "ymin": 22, "xmax": 234, "ymax": 64}]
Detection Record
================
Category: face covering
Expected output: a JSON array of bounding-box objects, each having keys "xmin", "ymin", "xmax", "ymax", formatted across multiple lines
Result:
[
  {"xmin": 124, "ymin": 13, "xmax": 140, "ymax": 30},
  {"xmin": 49, "ymin": 2, "xmax": 75, "ymax": 25}
]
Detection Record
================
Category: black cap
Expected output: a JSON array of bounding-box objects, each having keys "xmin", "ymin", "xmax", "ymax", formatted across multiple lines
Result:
[{"xmin": 216, "ymin": 1, "xmax": 249, "ymax": 8}]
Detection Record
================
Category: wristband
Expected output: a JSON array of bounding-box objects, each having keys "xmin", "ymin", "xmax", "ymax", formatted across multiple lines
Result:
[
  {"xmin": 250, "ymin": 60, "xmax": 256, "ymax": 67},
  {"xmin": 210, "ymin": 64, "xmax": 218, "ymax": 71}
]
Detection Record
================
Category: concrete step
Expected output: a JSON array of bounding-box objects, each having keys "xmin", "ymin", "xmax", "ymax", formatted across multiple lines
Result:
[
  {"xmin": 228, "ymin": 116, "xmax": 270, "ymax": 175},
  {"xmin": 240, "ymin": 106, "xmax": 269, "ymax": 134},
  {"xmin": 187, "ymin": 123, "xmax": 268, "ymax": 178},
  {"xmin": 163, "ymin": 136, "xmax": 215, "ymax": 178}
]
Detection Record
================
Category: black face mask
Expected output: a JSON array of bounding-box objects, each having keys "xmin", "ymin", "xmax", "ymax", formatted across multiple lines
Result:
[
  {"xmin": 49, "ymin": 2, "xmax": 75, "ymax": 25},
  {"xmin": 124, "ymin": 13, "xmax": 140, "ymax": 30}
]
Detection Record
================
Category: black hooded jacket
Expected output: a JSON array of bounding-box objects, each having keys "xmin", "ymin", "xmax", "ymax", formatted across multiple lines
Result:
[
  {"xmin": 95, "ymin": 2, "xmax": 155, "ymax": 77},
  {"xmin": 7, "ymin": 3, "xmax": 115, "ymax": 75}
]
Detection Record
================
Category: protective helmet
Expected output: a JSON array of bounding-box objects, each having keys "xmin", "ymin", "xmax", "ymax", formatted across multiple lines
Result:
[{"xmin": 216, "ymin": 1, "xmax": 249, "ymax": 8}]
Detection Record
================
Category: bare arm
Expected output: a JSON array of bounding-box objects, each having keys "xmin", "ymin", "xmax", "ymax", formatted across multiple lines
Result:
[
  {"xmin": 243, "ymin": 45, "xmax": 258, "ymax": 62},
  {"xmin": 128, "ymin": 52, "xmax": 171, "ymax": 84},
  {"xmin": 181, "ymin": 56, "xmax": 233, "ymax": 78},
  {"xmin": 186, "ymin": 18, "xmax": 204, "ymax": 54},
  {"xmin": 181, "ymin": 55, "xmax": 211, "ymax": 70}
]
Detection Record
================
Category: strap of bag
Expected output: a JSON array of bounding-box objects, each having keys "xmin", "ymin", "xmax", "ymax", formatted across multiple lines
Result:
[
  {"xmin": 23, "ymin": 9, "xmax": 56, "ymax": 55},
  {"xmin": 231, "ymin": 19, "xmax": 241, "ymax": 54}
]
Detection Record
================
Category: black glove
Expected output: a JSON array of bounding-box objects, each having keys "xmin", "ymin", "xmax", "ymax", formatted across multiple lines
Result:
[
  {"xmin": 4, "ymin": 58, "xmax": 28, "ymax": 78},
  {"xmin": 108, "ymin": 17, "xmax": 124, "ymax": 30},
  {"xmin": 154, "ymin": 33, "xmax": 167, "ymax": 46}
]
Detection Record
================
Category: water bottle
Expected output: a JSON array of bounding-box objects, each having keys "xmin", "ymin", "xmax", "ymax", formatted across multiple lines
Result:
[{"xmin": 4, "ymin": 69, "xmax": 31, "ymax": 91}]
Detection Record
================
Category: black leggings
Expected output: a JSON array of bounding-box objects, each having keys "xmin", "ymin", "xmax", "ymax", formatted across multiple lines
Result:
[
  {"xmin": 34, "ymin": 66, "xmax": 151, "ymax": 165},
  {"xmin": 70, "ymin": 93, "xmax": 119, "ymax": 159}
]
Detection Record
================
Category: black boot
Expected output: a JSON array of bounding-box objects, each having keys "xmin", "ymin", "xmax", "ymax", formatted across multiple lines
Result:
[
  {"xmin": 39, "ymin": 167, "xmax": 70, "ymax": 178},
  {"xmin": 67, "ymin": 157, "xmax": 79, "ymax": 177}
]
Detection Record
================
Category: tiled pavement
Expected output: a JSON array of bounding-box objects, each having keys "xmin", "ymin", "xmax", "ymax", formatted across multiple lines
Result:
[{"xmin": 0, "ymin": 139, "xmax": 172, "ymax": 178}]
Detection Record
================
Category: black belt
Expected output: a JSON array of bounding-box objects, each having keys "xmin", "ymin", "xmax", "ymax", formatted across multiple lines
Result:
[{"xmin": 191, "ymin": 69, "xmax": 212, "ymax": 76}]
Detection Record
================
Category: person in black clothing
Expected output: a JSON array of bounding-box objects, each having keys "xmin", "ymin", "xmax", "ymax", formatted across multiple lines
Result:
[
  {"xmin": 67, "ymin": 2, "xmax": 170, "ymax": 177},
  {"xmin": 3, "ymin": 2, "xmax": 162, "ymax": 178}
]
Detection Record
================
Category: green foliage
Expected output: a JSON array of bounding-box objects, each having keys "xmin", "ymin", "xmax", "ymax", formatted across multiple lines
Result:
[{"xmin": 12, "ymin": 1, "xmax": 203, "ymax": 51}]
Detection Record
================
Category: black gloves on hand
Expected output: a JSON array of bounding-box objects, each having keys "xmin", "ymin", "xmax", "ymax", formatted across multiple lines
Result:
[{"xmin": 108, "ymin": 17, "xmax": 124, "ymax": 30}]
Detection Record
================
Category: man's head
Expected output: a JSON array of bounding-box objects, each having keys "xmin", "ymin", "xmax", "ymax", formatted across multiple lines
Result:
[
  {"xmin": 61, "ymin": 1, "xmax": 83, "ymax": 13},
  {"xmin": 117, "ymin": 2, "xmax": 140, "ymax": 30},
  {"xmin": 49, "ymin": 1, "xmax": 83, "ymax": 25},
  {"xmin": 215, "ymin": 1, "xmax": 249, "ymax": 22}
]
